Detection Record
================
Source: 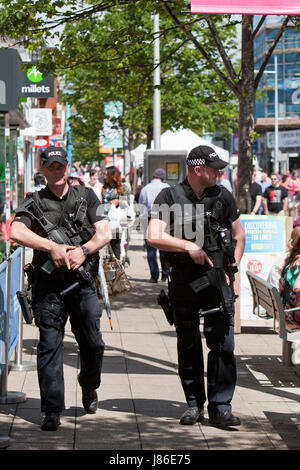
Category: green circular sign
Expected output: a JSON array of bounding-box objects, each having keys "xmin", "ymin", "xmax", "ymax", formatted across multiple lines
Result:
[{"xmin": 26, "ymin": 66, "xmax": 43, "ymax": 83}]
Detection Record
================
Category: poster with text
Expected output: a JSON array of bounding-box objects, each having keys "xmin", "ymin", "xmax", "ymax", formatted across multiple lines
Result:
[{"xmin": 239, "ymin": 216, "xmax": 286, "ymax": 322}]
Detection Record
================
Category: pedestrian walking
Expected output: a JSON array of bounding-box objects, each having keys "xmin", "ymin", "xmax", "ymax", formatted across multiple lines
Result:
[
  {"xmin": 10, "ymin": 147, "xmax": 112, "ymax": 431},
  {"xmin": 263, "ymin": 173, "xmax": 288, "ymax": 215},
  {"xmin": 216, "ymin": 170, "xmax": 232, "ymax": 192},
  {"xmin": 139, "ymin": 168, "xmax": 170, "ymax": 282},
  {"xmin": 250, "ymin": 168, "xmax": 262, "ymax": 215},
  {"xmin": 283, "ymin": 169, "xmax": 300, "ymax": 218},
  {"xmin": 86, "ymin": 169, "xmax": 103, "ymax": 202},
  {"xmin": 102, "ymin": 166, "xmax": 130, "ymax": 259},
  {"xmin": 147, "ymin": 145, "xmax": 245, "ymax": 427}
]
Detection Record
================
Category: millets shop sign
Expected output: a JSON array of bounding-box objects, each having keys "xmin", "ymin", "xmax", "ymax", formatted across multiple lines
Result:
[
  {"xmin": 0, "ymin": 49, "xmax": 54, "ymax": 111},
  {"xmin": 19, "ymin": 64, "xmax": 54, "ymax": 98}
]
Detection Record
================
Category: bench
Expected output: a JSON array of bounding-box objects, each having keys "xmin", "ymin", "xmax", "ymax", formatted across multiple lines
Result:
[{"xmin": 246, "ymin": 270, "xmax": 300, "ymax": 366}]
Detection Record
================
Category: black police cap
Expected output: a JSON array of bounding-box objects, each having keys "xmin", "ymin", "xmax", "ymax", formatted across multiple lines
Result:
[
  {"xmin": 40, "ymin": 146, "xmax": 68, "ymax": 168},
  {"xmin": 186, "ymin": 145, "xmax": 228, "ymax": 170}
]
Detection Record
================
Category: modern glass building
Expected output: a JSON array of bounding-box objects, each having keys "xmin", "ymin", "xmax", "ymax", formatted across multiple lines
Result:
[{"xmin": 254, "ymin": 15, "xmax": 300, "ymax": 172}]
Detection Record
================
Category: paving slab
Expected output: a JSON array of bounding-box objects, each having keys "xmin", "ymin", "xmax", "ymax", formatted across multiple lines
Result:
[{"xmin": 2, "ymin": 238, "xmax": 300, "ymax": 453}]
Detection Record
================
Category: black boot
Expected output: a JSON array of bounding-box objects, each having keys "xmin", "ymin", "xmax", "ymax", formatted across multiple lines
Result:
[
  {"xmin": 82, "ymin": 388, "xmax": 98, "ymax": 414},
  {"xmin": 41, "ymin": 412, "xmax": 61, "ymax": 431},
  {"xmin": 209, "ymin": 410, "xmax": 241, "ymax": 427},
  {"xmin": 179, "ymin": 406, "xmax": 204, "ymax": 425}
]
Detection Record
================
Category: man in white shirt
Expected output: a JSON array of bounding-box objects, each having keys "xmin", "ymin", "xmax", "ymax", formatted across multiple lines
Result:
[
  {"xmin": 216, "ymin": 171, "xmax": 232, "ymax": 192},
  {"xmin": 86, "ymin": 170, "xmax": 103, "ymax": 202},
  {"xmin": 139, "ymin": 168, "xmax": 170, "ymax": 282}
]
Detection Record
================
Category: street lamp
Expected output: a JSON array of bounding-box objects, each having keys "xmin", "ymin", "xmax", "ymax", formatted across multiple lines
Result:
[
  {"xmin": 153, "ymin": 13, "xmax": 161, "ymax": 150},
  {"xmin": 274, "ymin": 55, "xmax": 279, "ymax": 173}
]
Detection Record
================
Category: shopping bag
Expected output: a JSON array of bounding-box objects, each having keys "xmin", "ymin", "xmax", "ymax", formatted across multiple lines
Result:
[{"xmin": 96, "ymin": 247, "xmax": 131, "ymax": 297}]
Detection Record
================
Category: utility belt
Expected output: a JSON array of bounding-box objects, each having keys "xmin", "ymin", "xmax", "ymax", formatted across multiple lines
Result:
[
  {"xmin": 170, "ymin": 263, "xmax": 210, "ymax": 282},
  {"xmin": 38, "ymin": 264, "xmax": 77, "ymax": 284}
]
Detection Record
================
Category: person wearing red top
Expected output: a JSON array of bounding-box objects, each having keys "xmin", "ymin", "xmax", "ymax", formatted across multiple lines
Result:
[
  {"xmin": 286, "ymin": 170, "xmax": 300, "ymax": 218},
  {"xmin": 263, "ymin": 173, "xmax": 288, "ymax": 215}
]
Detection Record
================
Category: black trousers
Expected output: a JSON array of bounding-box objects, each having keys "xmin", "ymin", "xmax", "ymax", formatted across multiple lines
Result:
[
  {"xmin": 32, "ymin": 275, "xmax": 105, "ymax": 414},
  {"xmin": 169, "ymin": 269, "xmax": 237, "ymax": 416}
]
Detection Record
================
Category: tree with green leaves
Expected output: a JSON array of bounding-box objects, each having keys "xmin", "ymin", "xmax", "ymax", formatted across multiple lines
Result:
[
  {"xmin": 0, "ymin": 0, "xmax": 297, "ymax": 211},
  {"xmin": 57, "ymin": 10, "xmax": 238, "ymax": 162}
]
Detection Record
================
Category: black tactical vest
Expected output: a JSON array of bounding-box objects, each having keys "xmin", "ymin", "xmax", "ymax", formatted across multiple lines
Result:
[
  {"xmin": 16, "ymin": 185, "xmax": 97, "ymax": 271},
  {"xmin": 31, "ymin": 184, "xmax": 95, "ymax": 235},
  {"xmin": 162, "ymin": 181, "xmax": 232, "ymax": 267}
]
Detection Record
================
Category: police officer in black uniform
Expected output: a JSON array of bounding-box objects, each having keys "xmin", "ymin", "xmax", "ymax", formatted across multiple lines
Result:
[
  {"xmin": 147, "ymin": 145, "xmax": 245, "ymax": 427},
  {"xmin": 10, "ymin": 147, "xmax": 112, "ymax": 431}
]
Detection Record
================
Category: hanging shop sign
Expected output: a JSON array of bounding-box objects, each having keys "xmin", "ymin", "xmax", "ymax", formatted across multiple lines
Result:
[
  {"xmin": 101, "ymin": 101, "xmax": 123, "ymax": 149},
  {"xmin": 18, "ymin": 63, "xmax": 54, "ymax": 98},
  {"xmin": 0, "ymin": 50, "xmax": 54, "ymax": 111},
  {"xmin": 27, "ymin": 108, "xmax": 52, "ymax": 136},
  {"xmin": 0, "ymin": 49, "xmax": 19, "ymax": 112},
  {"xmin": 34, "ymin": 136, "xmax": 49, "ymax": 148},
  {"xmin": 191, "ymin": 0, "xmax": 300, "ymax": 14}
]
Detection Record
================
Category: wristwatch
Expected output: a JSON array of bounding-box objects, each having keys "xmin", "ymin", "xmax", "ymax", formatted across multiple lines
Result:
[{"xmin": 80, "ymin": 245, "xmax": 89, "ymax": 256}]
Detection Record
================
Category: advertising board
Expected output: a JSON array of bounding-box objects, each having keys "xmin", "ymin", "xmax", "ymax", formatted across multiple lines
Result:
[{"xmin": 239, "ymin": 215, "xmax": 286, "ymax": 323}]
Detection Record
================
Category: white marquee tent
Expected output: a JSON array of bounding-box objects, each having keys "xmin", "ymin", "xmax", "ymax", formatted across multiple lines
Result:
[{"xmin": 130, "ymin": 128, "xmax": 229, "ymax": 166}]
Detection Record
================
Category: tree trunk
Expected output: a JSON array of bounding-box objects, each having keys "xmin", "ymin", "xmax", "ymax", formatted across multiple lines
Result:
[
  {"xmin": 237, "ymin": 15, "xmax": 256, "ymax": 214},
  {"xmin": 147, "ymin": 124, "xmax": 153, "ymax": 149}
]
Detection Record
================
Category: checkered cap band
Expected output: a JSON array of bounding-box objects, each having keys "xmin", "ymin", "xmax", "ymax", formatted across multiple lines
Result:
[{"xmin": 186, "ymin": 157, "xmax": 206, "ymax": 166}]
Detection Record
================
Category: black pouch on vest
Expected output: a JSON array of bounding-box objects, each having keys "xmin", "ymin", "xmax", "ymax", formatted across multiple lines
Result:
[{"xmin": 189, "ymin": 275, "xmax": 211, "ymax": 294}]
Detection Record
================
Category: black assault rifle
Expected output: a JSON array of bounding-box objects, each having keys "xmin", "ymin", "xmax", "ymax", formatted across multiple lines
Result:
[
  {"xmin": 18, "ymin": 197, "xmax": 95, "ymax": 292},
  {"xmin": 189, "ymin": 206, "xmax": 238, "ymax": 319}
]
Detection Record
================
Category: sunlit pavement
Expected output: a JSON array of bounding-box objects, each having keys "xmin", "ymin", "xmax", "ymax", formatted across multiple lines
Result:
[{"xmin": 1, "ymin": 235, "xmax": 300, "ymax": 451}]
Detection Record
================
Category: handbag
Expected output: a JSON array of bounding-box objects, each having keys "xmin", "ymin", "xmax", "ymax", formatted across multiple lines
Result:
[
  {"xmin": 108, "ymin": 202, "xmax": 122, "ymax": 232},
  {"xmin": 97, "ymin": 246, "xmax": 132, "ymax": 298}
]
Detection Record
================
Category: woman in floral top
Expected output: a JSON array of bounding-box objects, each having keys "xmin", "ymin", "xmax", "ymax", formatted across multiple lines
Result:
[
  {"xmin": 102, "ymin": 166, "xmax": 129, "ymax": 259},
  {"xmin": 279, "ymin": 227, "xmax": 300, "ymax": 324}
]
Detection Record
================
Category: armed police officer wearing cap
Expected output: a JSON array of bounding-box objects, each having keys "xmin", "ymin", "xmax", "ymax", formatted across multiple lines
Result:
[
  {"xmin": 147, "ymin": 145, "xmax": 245, "ymax": 427},
  {"xmin": 10, "ymin": 147, "xmax": 112, "ymax": 431}
]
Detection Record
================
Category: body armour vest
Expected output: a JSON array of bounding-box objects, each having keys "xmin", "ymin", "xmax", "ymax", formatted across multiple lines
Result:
[
  {"xmin": 162, "ymin": 182, "xmax": 233, "ymax": 268},
  {"xmin": 15, "ymin": 185, "xmax": 97, "ymax": 271}
]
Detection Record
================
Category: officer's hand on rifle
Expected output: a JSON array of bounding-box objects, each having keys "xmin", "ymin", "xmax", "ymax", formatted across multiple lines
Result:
[
  {"xmin": 68, "ymin": 247, "xmax": 87, "ymax": 271},
  {"xmin": 184, "ymin": 241, "xmax": 214, "ymax": 266},
  {"xmin": 49, "ymin": 242, "xmax": 76, "ymax": 269}
]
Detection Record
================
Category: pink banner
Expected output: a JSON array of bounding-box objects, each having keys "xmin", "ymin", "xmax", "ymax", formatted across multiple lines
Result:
[{"xmin": 191, "ymin": 0, "xmax": 300, "ymax": 15}]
